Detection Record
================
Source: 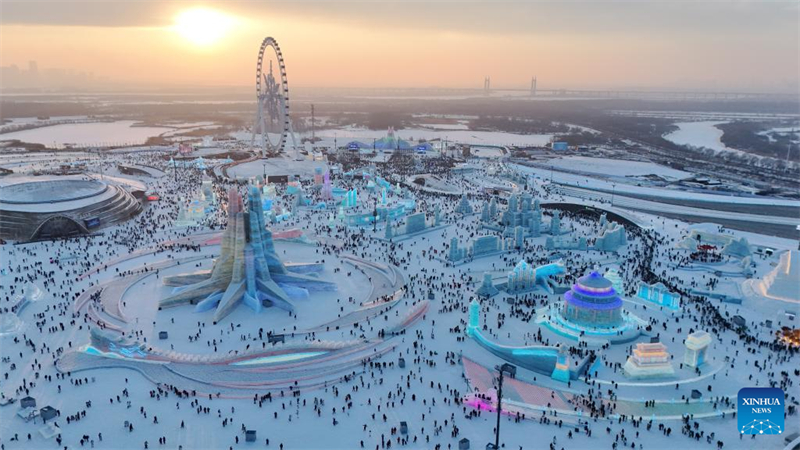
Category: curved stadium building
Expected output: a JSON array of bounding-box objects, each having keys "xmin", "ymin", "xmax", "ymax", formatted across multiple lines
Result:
[
  {"xmin": 0, "ymin": 178, "xmax": 142, "ymax": 241},
  {"xmin": 562, "ymin": 271, "xmax": 623, "ymax": 328}
]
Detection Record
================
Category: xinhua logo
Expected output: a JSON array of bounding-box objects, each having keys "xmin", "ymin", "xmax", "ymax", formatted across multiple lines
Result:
[{"xmin": 738, "ymin": 387, "xmax": 784, "ymax": 435}]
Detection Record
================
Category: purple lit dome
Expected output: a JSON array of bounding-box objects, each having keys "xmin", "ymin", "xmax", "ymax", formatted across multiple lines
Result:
[{"xmin": 562, "ymin": 271, "xmax": 623, "ymax": 328}]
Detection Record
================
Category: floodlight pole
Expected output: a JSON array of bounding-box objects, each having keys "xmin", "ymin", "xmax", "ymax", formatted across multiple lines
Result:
[
  {"xmin": 494, "ymin": 368, "xmax": 504, "ymax": 450},
  {"xmin": 493, "ymin": 363, "xmax": 515, "ymax": 450},
  {"xmin": 611, "ymin": 183, "xmax": 616, "ymax": 207},
  {"xmin": 373, "ymin": 200, "xmax": 378, "ymax": 233},
  {"xmin": 97, "ymin": 148, "xmax": 105, "ymax": 181}
]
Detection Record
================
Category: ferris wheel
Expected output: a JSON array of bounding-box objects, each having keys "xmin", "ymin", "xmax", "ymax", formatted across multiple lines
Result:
[{"xmin": 252, "ymin": 37, "xmax": 300, "ymax": 159}]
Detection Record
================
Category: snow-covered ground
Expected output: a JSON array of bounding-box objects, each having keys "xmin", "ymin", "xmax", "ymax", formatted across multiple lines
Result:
[
  {"xmin": 662, "ymin": 121, "xmax": 744, "ymax": 154},
  {"xmin": 612, "ymin": 110, "xmax": 800, "ymax": 121},
  {"xmin": 513, "ymin": 161, "xmax": 800, "ymax": 206},
  {"xmin": 419, "ymin": 123, "xmax": 470, "ymax": 131},
  {"xmin": 0, "ymin": 121, "xmax": 173, "ymax": 149},
  {"xmin": 310, "ymin": 126, "xmax": 553, "ymax": 148},
  {"xmin": 0, "ymin": 132, "xmax": 798, "ymax": 450},
  {"xmin": 758, "ymin": 126, "xmax": 800, "ymax": 143},
  {"xmin": 544, "ymin": 156, "xmax": 691, "ymax": 180}
]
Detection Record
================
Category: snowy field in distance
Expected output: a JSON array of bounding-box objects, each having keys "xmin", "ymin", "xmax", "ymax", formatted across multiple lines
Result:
[
  {"xmin": 0, "ymin": 120, "xmax": 172, "ymax": 148},
  {"xmin": 544, "ymin": 156, "xmax": 691, "ymax": 180},
  {"xmin": 662, "ymin": 121, "xmax": 744, "ymax": 154}
]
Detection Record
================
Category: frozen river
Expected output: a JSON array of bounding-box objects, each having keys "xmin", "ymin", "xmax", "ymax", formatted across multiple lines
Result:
[
  {"xmin": 662, "ymin": 121, "xmax": 744, "ymax": 154},
  {"xmin": 0, "ymin": 120, "xmax": 172, "ymax": 148}
]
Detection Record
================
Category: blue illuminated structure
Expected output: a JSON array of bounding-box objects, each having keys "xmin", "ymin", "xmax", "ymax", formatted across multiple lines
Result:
[
  {"xmin": 374, "ymin": 127, "xmax": 412, "ymax": 151},
  {"xmin": 506, "ymin": 259, "xmax": 536, "ymax": 293},
  {"xmin": 466, "ymin": 299, "xmax": 589, "ymax": 382},
  {"xmin": 472, "ymin": 235, "xmax": 500, "ymax": 257},
  {"xmin": 341, "ymin": 188, "xmax": 358, "ymax": 208},
  {"xmin": 375, "ymin": 177, "xmax": 392, "ymax": 191},
  {"xmin": 455, "ymin": 194, "xmax": 473, "ymax": 215},
  {"xmin": 467, "ymin": 299, "xmax": 480, "ymax": 336},
  {"xmin": 346, "ymin": 141, "xmax": 368, "ymax": 151},
  {"xmin": 449, "ymin": 237, "xmax": 465, "ymax": 262},
  {"xmin": 415, "ymin": 143, "xmax": 433, "ymax": 154},
  {"xmin": 404, "ymin": 213, "xmax": 426, "ymax": 234},
  {"xmin": 636, "ymin": 281, "xmax": 680, "ymax": 311},
  {"xmin": 161, "ymin": 187, "xmax": 336, "ymax": 323},
  {"xmin": 562, "ymin": 271, "xmax": 623, "ymax": 328},
  {"xmin": 343, "ymin": 204, "xmax": 408, "ymax": 227},
  {"xmin": 475, "ymin": 273, "xmax": 499, "ymax": 298}
]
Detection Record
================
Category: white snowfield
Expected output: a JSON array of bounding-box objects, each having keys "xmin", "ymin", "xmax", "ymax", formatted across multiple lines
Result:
[
  {"xmin": 663, "ymin": 121, "xmax": 743, "ymax": 154},
  {"xmin": 0, "ymin": 120, "xmax": 173, "ymax": 149},
  {"xmin": 544, "ymin": 156, "xmax": 691, "ymax": 180},
  {"xmin": 551, "ymin": 184, "xmax": 800, "ymax": 227},
  {"xmin": 514, "ymin": 162, "xmax": 800, "ymax": 207},
  {"xmin": 308, "ymin": 126, "xmax": 554, "ymax": 147},
  {"xmin": 0, "ymin": 130, "xmax": 798, "ymax": 450}
]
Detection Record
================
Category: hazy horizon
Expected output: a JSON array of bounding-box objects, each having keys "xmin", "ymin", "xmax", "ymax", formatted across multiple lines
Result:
[{"xmin": 1, "ymin": 1, "xmax": 798, "ymax": 93}]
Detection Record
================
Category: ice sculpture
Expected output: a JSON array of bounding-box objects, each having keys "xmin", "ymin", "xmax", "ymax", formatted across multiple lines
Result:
[
  {"xmin": 341, "ymin": 188, "xmax": 358, "ymax": 208},
  {"xmin": 455, "ymin": 194, "xmax": 473, "ymax": 215},
  {"xmin": 321, "ymin": 171, "xmax": 333, "ymax": 201},
  {"xmin": 467, "ymin": 299, "xmax": 480, "ymax": 336},
  {"xmin": 475, "ymin": 273, "xmax": 499, "ymax": 298},
  {"xmin": 550, "ymin": 210, "xmax": 561, "ymax": 235},
  {"xmin": 506, "ymin": 259, "xmax": 537, "ymax": 293},
  {"xmin": 593, "ymin": 222, "xmax": 627, "ymax": 252},
  {"xmin": 161, "ymin": 187, "xmax": 336, "ymax": 323}
]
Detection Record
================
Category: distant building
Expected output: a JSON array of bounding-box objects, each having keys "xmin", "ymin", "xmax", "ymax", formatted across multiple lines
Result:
[
  {"xmin": 551, "ymin": 142, "xmax": 569, "ymax": 151},
  {"xmin": 374, "ymin": 127, "xmax": 412, "ymax": 151}
]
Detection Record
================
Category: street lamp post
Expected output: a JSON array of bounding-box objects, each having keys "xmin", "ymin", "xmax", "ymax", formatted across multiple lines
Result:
[
  {"xmin": 373, "ymin": 200, "xmax": 378, "ymax": 233},
  {"xmin": 611, "ymin": 183, "xmax": 616, "ymax": 207},
  {"xmin": 491, "ymin": 363, "xmax": 516, "ymax": 450}
]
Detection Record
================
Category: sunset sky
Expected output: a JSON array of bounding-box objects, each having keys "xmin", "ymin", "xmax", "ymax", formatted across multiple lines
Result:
[{"xmin": 1, "ymin": 1, "xmax": 798, "ymax": 92}]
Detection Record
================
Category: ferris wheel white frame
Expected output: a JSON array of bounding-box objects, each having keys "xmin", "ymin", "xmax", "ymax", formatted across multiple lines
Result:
[{"xmin": 252, "ymin": 37, "xmax": 300, "ymax": 160}]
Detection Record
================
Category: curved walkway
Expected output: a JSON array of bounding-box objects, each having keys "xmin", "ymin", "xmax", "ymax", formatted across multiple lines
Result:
[{"xmin": 587, "ymin": 361, "xmax": 724, "ymax": 387}]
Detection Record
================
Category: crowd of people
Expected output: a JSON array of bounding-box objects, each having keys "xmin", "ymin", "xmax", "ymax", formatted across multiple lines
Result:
[{"xmin": 1, "ymin": 151, "xmax": 797, "ymax": 450}]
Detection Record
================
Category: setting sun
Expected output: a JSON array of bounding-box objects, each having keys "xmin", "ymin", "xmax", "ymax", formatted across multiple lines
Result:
[{"xmin": 173, "ymin": 8, "xmax": 234, "ymax": 47}]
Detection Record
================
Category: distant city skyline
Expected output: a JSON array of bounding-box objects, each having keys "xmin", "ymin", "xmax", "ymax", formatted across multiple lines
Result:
[
  {"xmin": 1, "ymin": 1, "xmax": 798, "ymax": 93},
  {"xmin": 0, "ymin": 60, "xmax": 113, "ymax": 91}
]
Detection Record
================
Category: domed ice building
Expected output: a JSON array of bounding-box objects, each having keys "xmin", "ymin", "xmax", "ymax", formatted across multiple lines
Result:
[{"xmin": 562, "ymin": 271, "xmax": 623, "ymax": 328}]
